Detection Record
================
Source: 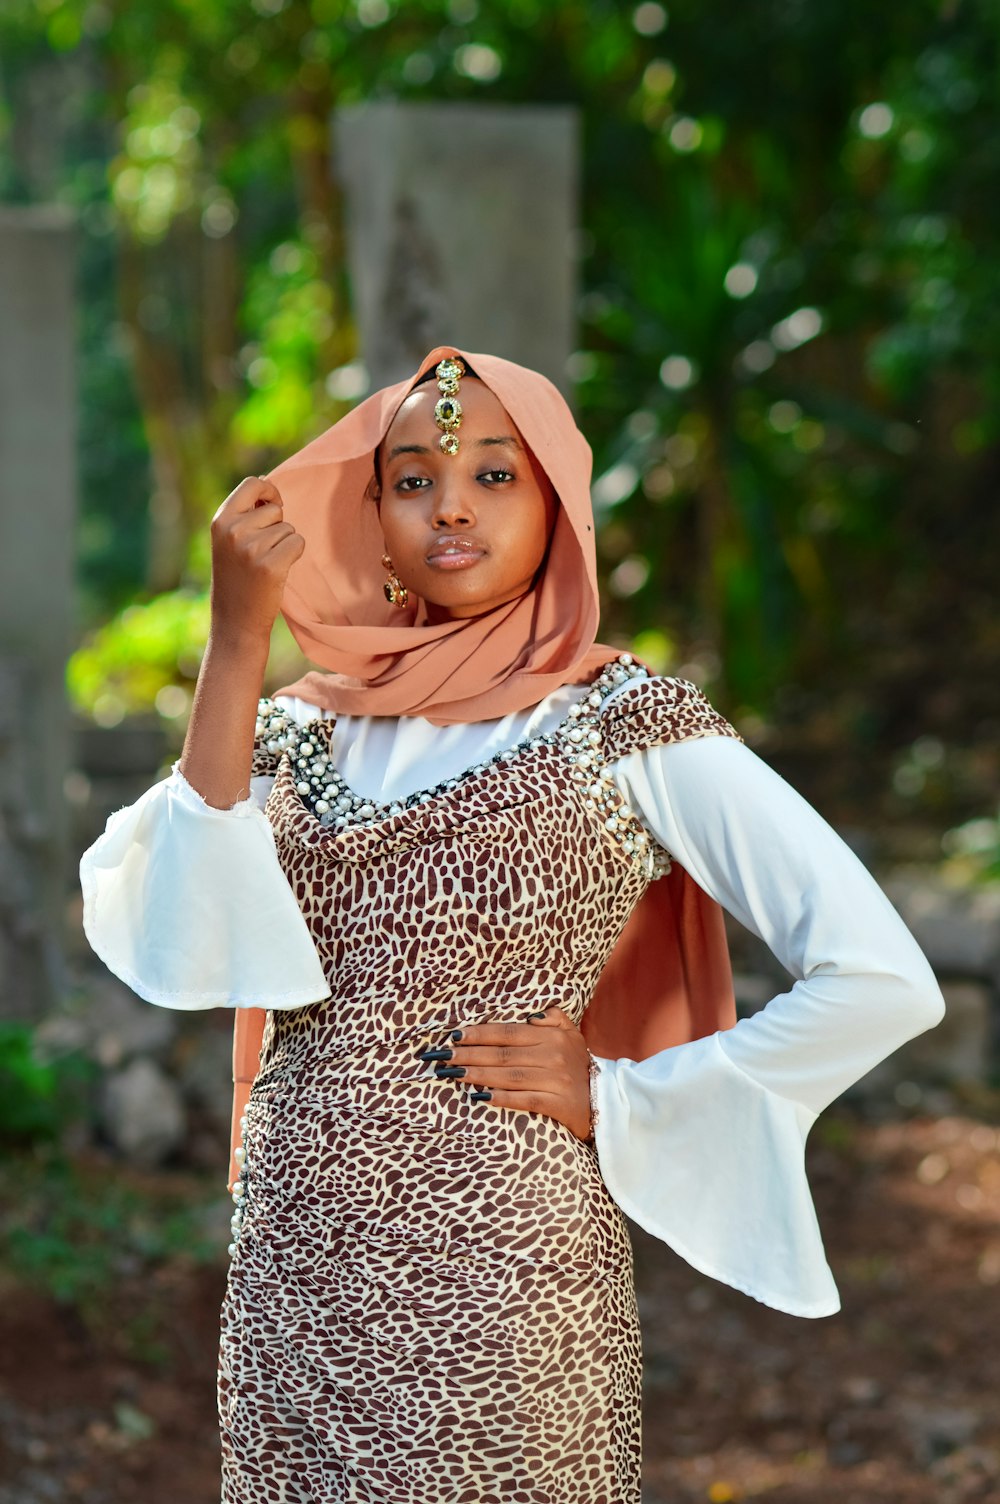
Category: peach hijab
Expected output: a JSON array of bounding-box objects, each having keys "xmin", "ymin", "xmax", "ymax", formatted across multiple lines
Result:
[
  {"xmin": 270, "ymin": 345, "xmax": 616, "ymax": 720},
  {"xmin": 229, "ymin": 345, "xmax": 735, "ymax": 1178}
]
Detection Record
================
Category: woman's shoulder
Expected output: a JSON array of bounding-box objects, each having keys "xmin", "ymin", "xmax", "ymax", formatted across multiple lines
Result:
[{"xmin": 596, "ymin": 665, "xmax": 743, "ymax": 761}]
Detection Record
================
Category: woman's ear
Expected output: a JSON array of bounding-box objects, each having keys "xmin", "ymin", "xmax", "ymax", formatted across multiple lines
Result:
[{"xmin": 367, "ymin": 440, "xmax": 385, "ymax": 506}]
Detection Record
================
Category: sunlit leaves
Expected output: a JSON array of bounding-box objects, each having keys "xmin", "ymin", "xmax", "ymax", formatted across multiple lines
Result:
[
  {"xmin": 66, "ymin": 590, "xmax": 210, "ymax": 722},
  {"xmin": 232, "ymin": 238, "xmax": 340, "ymax": 449},
  {"xmin": 110, "ymin": 76, "xmax": 204, "ymax": 242}
]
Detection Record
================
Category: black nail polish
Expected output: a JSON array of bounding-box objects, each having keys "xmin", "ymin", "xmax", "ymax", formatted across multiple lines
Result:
[
  {"xmin": 469, "ymin": 1089, "xmax": 492, "ymax": 1101},
  {"xmin": 418, "ymin": 1047, "xmax": 453, "ymax": 1061},
  {"xmin": 527, "ymin": 1011, "xmax": 547, "ymax": 1020},
  {"xmin": 435, "ymin": 1064, "xmax": 466, "ymax": 1078},
  {"xmin": 450, "ymin": 1029, "xmax": 463, "ymax": 1042}
]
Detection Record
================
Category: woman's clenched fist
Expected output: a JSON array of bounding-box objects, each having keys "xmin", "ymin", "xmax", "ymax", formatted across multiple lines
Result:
[{"xmin": 209, "ymin": 476, "xmax": 304, "ymax": 644}]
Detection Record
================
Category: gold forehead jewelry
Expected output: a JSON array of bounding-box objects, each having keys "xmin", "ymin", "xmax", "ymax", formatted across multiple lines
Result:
[{"xmin": 434, "ymin": 356, "xmax": 465, "ymax": 455}]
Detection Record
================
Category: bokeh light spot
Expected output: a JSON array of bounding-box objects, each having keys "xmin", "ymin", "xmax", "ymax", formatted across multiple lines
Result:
[
  {"xmin": 858, "ymin": 101, "xmax": 894, "ymax": 138},
  {"xmin": 454, "ymin": 43, "xmax": 502, "ymax": 81},
  {"xmin": 724, "ymin": 262, "xmax": 758, "ymax": 298},
  {"xmin": 402, "ymin": 52, "xmax": 435, "ymax": 84},
  {"xmin": 768, "ymin": 400, "xmax": 801, "ymax": 434},
  {"xmin": 643, "ymin": 58, "xmax": 676, "ymax": 95},
  {"xmin": 771, "ymin": 306, "xmax": 823, "ymax": 351},
  {"xmin": 609, "ymin": 555, "xmax": 650, "ymax": 597},
  {"xmin": 326, "ymin": 361, "xmax": 370, "ymax": 400},
  {"xmin": 357, "ymin": 0, "xmax": 390, "ymax": 25},
  {"xmin": 659, "ymin": 354, "xmax": 697, "ymax": 390},
  {"xmin": 592, "ymin": 461, "xmax": 640, "ymax": 509},
  {"xmin": 668, "ymin": 116, "xmax": 702, "ymax": 152},
  {"xmin": 155, "ymin": 685, "xmax": 189, "ymax": 719},
  {"xmin": 736, "ymin": 340, "xmax": 776, "ymax": 375},
  {"xmin": 633, "ymin": 2, "xmax": 668, "ymax": 36}
]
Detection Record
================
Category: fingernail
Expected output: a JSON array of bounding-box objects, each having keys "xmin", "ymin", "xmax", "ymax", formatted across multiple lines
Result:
[
  {"xmin": 418, "ymin": 1047, "xmax": 453, "ymax": 1061},
  {"xmin": 527, "ymin": 1011, "xmax": 547, "ymax": 1020},
  {"xmin": 435, "ymin": 1065, "xmax": 466, "ymax": 1078},
  {"xmin": 469, "ymin": 1089, "xmax": 492, "ymax": 1101},
  {"xmin": 450, "ymin": 1029, "xmax": 463, "ymax": 1042}
]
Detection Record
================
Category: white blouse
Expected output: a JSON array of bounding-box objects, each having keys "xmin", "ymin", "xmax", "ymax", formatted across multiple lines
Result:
[{"xmin": 80, "ymin": 681, "xmax": 945, "ymax": 1319}]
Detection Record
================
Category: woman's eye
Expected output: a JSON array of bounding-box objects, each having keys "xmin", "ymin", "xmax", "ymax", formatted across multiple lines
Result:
[
  {"xmin": 480, "ymin": 468, "xmax": 515, "ymax": 484},
  {"xmin": 396, "ymin": 475, "xmax": 430, "ymax": 491}
]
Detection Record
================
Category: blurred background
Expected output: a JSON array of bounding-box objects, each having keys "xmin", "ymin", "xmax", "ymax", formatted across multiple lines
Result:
[{"xmin": 0, "ymin": 2, "xmax": 998, "ymax": 1501}]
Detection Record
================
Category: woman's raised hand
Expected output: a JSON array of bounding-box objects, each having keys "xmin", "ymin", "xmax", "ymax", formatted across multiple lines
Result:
[
  {"xmin": 419, "ymin": 1007, "xmax": 595, "ymax": 1142},
  {"xmin": 179, "ymin": 477, "xmax": 304, "ymax": 807},
  {"xmin": 209, "ymin": 476, "xmax": 305, "ymax": 645}
]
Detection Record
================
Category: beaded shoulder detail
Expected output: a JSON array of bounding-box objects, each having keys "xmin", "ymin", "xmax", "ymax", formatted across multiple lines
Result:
[
  {"xmin": 599, "ymin": 674, "xmax": 743, "ymax": 764},
  {"xmin": 252, "ymin": 655, "xmax": 674, "ymax": 879}
]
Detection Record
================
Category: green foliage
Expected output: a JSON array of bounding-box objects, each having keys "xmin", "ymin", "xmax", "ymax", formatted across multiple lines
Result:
[
  {"xmin": 0, "ymin": 1023, "xmax": 94, "ymax": 1146},
  {"xmin": 3, "ymin": 1150, "xmax": 221, "ymax": 1332},
  {"xmin": 0, "ymin": 1027, "xmax": 217, "ymax": 1347},
  {"xmin": 233, "ymin": 238, "xmax": 339, "ymax": 450},
  {"xmin": 67, "ymin": 589, "xmax": 210, "ymax": 722},
  {"xmin": 0, "ymin": 1027, "xmax": 218, "ymax": 1349}
]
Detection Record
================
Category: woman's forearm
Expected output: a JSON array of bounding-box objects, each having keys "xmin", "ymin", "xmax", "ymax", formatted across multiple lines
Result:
[
  {"xmin": 178, "ymin": 475, "xmax": 304, "ymax": 809},
  {"xmin": 179, "ymin": 625, "xmax": 270, "ymax": 808}
]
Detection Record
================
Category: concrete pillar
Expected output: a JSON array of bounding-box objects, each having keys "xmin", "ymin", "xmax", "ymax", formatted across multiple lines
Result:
[
  {"xmin": 0, "ymin": 205, "xmax": 77, "ymax": 1017},
  {"xmin": 334, "ymin": 101, "xmax": 579, "ymax": 395}
]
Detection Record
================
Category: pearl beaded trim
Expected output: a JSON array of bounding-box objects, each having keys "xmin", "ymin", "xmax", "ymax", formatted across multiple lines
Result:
[
  {"xmin": 559, "ymin": 658, "xmax": 673, "ymax": 881},
  {"xmin": 253, "ymin": 654, "xmax": 672, "ymax": 881},
  {"xmin": 228, "ymin": 1117, "xmax": 249, "ymax": 1257}
]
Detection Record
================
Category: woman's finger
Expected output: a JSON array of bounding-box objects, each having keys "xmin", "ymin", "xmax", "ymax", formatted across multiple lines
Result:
[
  {"xmin": 527, "ymin": 1007, "xmax": 574, "ymax": 1029},
  {"xmin": 250, "ymin": 519, "xmax": 296, "ymax": 549},
  {"xmin": 239, "ymin": 499, "xmax": 285, "ymax": 530},
  {"xmin": 214, "ymin": 475, "xmax": 283, "ymax": 522},
  {"xmin": 440, "ymin": 1043, "xmax": 569, "ymax": 1070},
  {"xmin": 268, "ymin": 530, "xmax": 306, "ymax": 567},
  {"xmin": 448, "ymin": 1064, "xmax": 566, "ymax": 1089},
  {"xmin": 449, "ymin": 1017, "xmax": 568, "ymax": 1050}
]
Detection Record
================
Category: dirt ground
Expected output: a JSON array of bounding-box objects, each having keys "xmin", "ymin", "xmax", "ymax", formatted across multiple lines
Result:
[{"xmin": 1, "ymin": 1105, "xmax": 998, "ymax": 1504}]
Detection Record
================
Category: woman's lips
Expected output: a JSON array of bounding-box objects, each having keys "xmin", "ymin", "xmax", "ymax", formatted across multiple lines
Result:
[{"xmin": 425, "ymin": 539, "xmax": 487, "ymax": 570}]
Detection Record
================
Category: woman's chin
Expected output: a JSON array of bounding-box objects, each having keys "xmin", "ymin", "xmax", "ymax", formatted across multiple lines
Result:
[{"xmin": 419, "ymin": 581, "xmax": 530, "ymax": 623}]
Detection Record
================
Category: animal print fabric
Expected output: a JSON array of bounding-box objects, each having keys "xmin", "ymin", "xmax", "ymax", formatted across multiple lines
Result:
[{"xmin": 218, "ymin": 669, "xmax": 741, "ymax": 1504}]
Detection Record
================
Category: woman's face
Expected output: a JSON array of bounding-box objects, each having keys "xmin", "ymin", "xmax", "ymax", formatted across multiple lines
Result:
[{"xmin": 376, "ymin": 378, "xmax": 557, "ymax": 622}]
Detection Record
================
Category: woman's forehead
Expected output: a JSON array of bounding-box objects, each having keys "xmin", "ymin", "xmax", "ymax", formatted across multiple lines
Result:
[{"xmin": 385, "ymin": 377, "xmax": 516, "ymax": 442}]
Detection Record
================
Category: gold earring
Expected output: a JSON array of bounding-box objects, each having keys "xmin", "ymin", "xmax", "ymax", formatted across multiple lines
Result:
[{"xmin": 381, "ymin": 553, "xmax": 408, "ymax": 608}]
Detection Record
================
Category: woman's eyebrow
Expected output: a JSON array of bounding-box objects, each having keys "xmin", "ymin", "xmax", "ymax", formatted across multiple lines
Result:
[
  {"xmin": 386, "ymin": 442, "xmax": 432, "ymax": 460},
  {"xmin": 475, "ymin": 436, "xmax": 524, "ymax": 452}
]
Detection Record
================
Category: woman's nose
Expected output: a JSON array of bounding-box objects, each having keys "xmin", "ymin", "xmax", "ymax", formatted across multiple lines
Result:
[{"xmin": 431, "ymin": 482, "xmax": 474, "ymax": 527}]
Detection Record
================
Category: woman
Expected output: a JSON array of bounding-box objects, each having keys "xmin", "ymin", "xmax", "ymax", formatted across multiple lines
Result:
[{"xmin": 81, "ymin": 347, "xmax": 945, "ymax": 1504}]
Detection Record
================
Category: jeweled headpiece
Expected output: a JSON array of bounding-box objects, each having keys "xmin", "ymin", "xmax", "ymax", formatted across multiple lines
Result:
[{"xmin": 434, "ymin": 356, "xmax": 466, "ymax": 455}]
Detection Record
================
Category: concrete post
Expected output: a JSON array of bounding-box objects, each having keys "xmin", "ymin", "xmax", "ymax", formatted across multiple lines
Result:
[
  {"xmin": 0, "ymin": 205, "xmax": 77, "ymax": 1017},
  {"xmin": 334, "ymin": 101, "xmax": 579, "ymax": 395}
]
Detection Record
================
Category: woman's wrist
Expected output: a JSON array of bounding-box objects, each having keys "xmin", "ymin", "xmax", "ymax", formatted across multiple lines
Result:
[
  {"xmin": 206, "ymin": 616, "xmax": 273, "ymax": 667},
  {"xmin": 179, "ymin": 622, "xmax": 271, "ymax": 809}
]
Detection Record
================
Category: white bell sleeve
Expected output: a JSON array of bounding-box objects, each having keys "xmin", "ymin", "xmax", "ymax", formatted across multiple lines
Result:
[
  {"xmin": 593, "ymin": 734, "xmax": 945, "ymax": 1317},
  {"xmin": 80, "ymin": 764, "xmax": 332, "ymax": 1011}
]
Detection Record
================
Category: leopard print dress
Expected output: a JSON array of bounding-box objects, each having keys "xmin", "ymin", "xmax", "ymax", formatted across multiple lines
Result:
[{"xmin": 218, "ymin": 662, "xmax": 740, "ymax": 1504}]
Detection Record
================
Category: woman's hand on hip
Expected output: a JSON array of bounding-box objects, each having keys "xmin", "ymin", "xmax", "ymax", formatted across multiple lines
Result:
[
  {"xmin": 209, "ymin": 475, "xmax": 305, "ymax": 647},
  {"xmin": 421, "ymin": 1008, "xmax": 593, "ymax": 1142}
]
